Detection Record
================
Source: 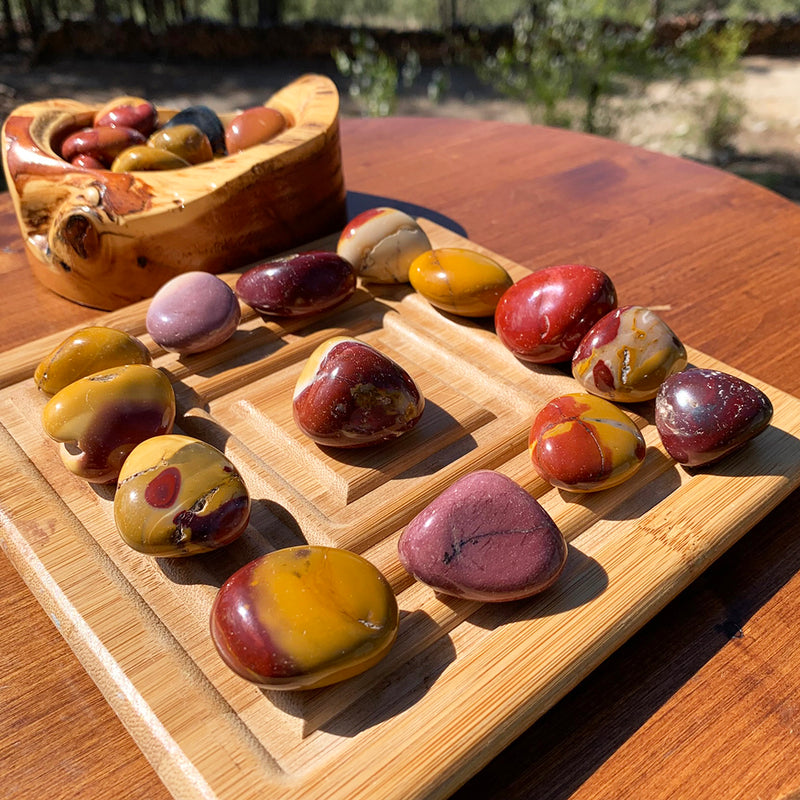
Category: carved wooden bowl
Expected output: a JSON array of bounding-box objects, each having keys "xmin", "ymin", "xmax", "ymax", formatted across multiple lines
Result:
[{"xmin": 1, "ymin": 74, "xmax": 347, "ymax": 310}]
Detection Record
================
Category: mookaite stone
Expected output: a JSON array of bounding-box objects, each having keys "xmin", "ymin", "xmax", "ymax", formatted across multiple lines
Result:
[
  {"xmin": 494, "ymin": 264, "xmax": 617, "ymax": 364},
  {"xmin": 146, "ymin": 271, "xmax": 240, "ymax": 354},
  {"xmin": 409, "ymin": 247, "xmax": 513, "ymax": 317},
  {"xmin": 655, "ymin": 368, "xmax": 773, "ymax": 467},
  {"xmin": 293, "ymin": 336, "xmax": 424, "ymax": 447},
  {"xmin": 225, "ymin": 106, "xmax": 286, "ymax": 153},
  {"xmin": 210, "ymin": 546, "xmax": 399, "ymax": 689},
  {"xmin": 572, "ymin": 305, "xmax": 687, "ymax": 402},
  {"xmin": 398, "ymin": 470, "xmax": 567, "ymax": 602},
  {"xmin": 115, "ymin": 434, "xmax": 251, "ymax": 557},
  {"xmin": 529, "ymin": 392, "xmax": 646, "ymax": 491}
]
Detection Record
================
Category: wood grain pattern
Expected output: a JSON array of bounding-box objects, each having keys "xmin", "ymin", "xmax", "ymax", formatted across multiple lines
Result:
[{"xmin": 2, "ymin": 220, "xmax": 799, "ymax": 800}]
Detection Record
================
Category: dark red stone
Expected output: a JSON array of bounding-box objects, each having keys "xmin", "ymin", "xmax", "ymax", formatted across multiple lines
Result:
[
  {"xmin": 494, "ymin": 264, "xmax": 617, "ymax": 364},
  {"xmin": 655, "ymin": 368, "xmax": 773, "ymax": 467},
  {"xmin": 60, "ymin": 125, "xmax": 146, "ymax": 166},
  {"xmin": 236, "ymin": 251, "xmax": 356, "ymax": 317}
]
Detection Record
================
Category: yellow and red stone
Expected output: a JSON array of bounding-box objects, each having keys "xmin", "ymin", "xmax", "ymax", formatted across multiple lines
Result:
[
  {"xmin": 293, "ymin": 336, "xmax": 424, "ymax": 448},
  {"xmin": 114, "ymin": 434, "xmax": 251, "ymax": 557},
  {"xmin": 41, "ymin": 363, "xmax": 175, "ymax": 484},
  {"xmin": 529, "ymin": 392, "xmax": 646, "ymax": 492},
  {"xmin": 111, "ymin": 145, "xmax": 192, "ymax": 172},
  {"xmin": 572, "ymin": 305, "xmax": 687, "ymax": 402},
  {"xmin": 210, "ymin": 545, "xmax": 399, "ymax": 690},
  {"xmin": 409, "ymin": 247, "xmax": 513, "ymax": 317},
  {"xmin": 34, "ymin": 326, "xmax": 151, "ymax": 395},
  {"xmin": 337, "ymin": 206, "xmax": 432, "ymax": 283},
  {"xmin": 148, "ymin": 123, "xmax": 214, "ymax": 165}
]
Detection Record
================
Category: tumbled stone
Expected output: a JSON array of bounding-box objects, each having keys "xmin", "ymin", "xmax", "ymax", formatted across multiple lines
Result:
[
  {"xmin": 162, "ymin": 105, "xmax": 226, "ymax": 155},
  {"xmin": 409, "ymin": 247, "xmax": 513, "ymax": 317},
  {"xmin": 495, "ymin": 264, "xmax": 617, "ymax": 364},
  {"xmin": 61, "ymin": 125, "xmax": 146, "ymax": 167},
  {"xmin": 225, "ymin": 106, "xmax": 286, "ymax": 153},
  {"xmin": 34, "ymin": 325, "xmax": 151, "ymax": 395},
  {"xmin": 293, "ymin": 336, "xmax": 424, "ymax": 447},
  {"xmin": 655, "ymin": 368, "xmax": 773, "ymax": 467},
  {"xmin": 111, "ymin": 145, "xmax": 192, "ymax": 172},
  {"xmin": 398, "ymin": 470, "xmax": 567, "ymax": 601},
  {"xmin": 146, "ymin": 271, "xmax": 241, "ymax": 354},
  {"xmin": 148, "ymin": 123, "xmax": 213, "ymax": 165},
  {"xmin": 115, "ymin": 434, "xmax": 251, "ymax": 557},
  {"xmin": 337, "ymin": 207, "xmax": 432, "ymax": 283},
  {"xmin": 529, "ymin": 393, "xmax": 646, "ymax": 491},
  {"xmin": 572, "ymin": 305, "xmax": 688, "ymax": 402},
  {"xmin": 210, "ymin": 545, "xmax": 399, "ymax": 689},
  {"xmin": 41, "ymin": 364, "xmax": 176, "ymax": 484},
  {"xmin": 235, "ymin": 251, "xmax": 356, "ymax": 317},
  {"xmin": 94, "ymin": 95, "xmax": 159, "ymax": 136}
]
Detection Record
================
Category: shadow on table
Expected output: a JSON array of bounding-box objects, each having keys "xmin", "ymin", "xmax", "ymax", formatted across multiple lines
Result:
[
  {"xmin": 346, "ymin": 191, "xmax": 468, "ymax": 237},
  {"xmin": 451, "ymin": 491, "xmax": 800, "ymax": 800}
]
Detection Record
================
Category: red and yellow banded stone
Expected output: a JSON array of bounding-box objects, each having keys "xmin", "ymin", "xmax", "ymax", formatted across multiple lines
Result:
[
  {"xmin": 210, "ymin": 546, "xmax": 399, "ymax": 690},
  {"xmin": 529, "ymin": 392, "xmax": 646, "ymax": 492}
]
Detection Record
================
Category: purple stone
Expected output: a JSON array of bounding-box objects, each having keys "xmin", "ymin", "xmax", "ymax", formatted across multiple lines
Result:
[
  {"xmin": 146, "ymin": 271, "xmax": 240, "ymax": 354},
  {"xmin": 398, "ymin": 470, "xmax": 567, "ymax": 602},
  {"xmin": 655, "ymin": 368, "xmax": 773, "ymax": 467}
]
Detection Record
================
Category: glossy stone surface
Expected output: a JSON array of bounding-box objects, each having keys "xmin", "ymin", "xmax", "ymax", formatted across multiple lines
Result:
[
  {"xmin": 655, "ymin": 368, "xmax": 773, "ymax": 467},
  {"xmin": 163, "ymin": 105, "xmax": 226, "ymax": 155},
  {"xmin": 235, "ymin": 251, "xmax": 356, "ymax": 317},
  {"xmin": 34, "ymin": 326, "xmax": 151, "ymax": 395},
  {"xmin": 114, "ymin": 434, "xmax": 251, "ymax": 556},
  {"xmin": 397, "ymin": 470, "xmax": 567, "ymax": 601},
  {"xmin": 147, "ymin": 124, "xmax": 213, "ymax": 165},
  {"xmin": 572, "ymin": 305, "xmax": 688, "ymax": 402},
  {"xmin": 337, "ymin": 207, "xmax": 432, "ymax": 283},
  {"xmin": 225, "ymin": 106, "xmax": 287, "ymax": 153},
  {"xmin": 60, "ymin": 125, "xmax": 146, "ymax": 167},
  {"xmin": 210, "ymin": 545, "xmax": 399, "ymax": 689},
  {"xmin": 69, "ymin": 153, "xmax": 106, "ymax": 170},
  {"xmin": 41, "ymin": 364, "xmax": 176, "ymax": 484},
  {"xmin": 409, "ymin": 247, "xmax": 513, "ymax": 317},
  {"xmin": 111, "ymin": 145, "xmax": 192, "ymax": 172},
  {"xmin": 93, "ymin": 95, "xmax": 158, "ymax": 136},
  {"xmin": 293, "ymin": 336, "xmax": 424, "ymax": 448},
  {"xmin": 528, "ymin": 393, "xmax": 646, "ymax": 491},
  {"xmin": 494, "ymin": 264, "xmax": 617, "ymax": 364},
  {"xmin": 146, "ymin": 271, "xmax": 241, "ymax": 354}
]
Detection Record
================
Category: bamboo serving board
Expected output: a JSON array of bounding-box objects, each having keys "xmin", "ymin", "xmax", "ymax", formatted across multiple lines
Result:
[{"xmin": 2, "ymin": 220, "xmax": 800, "ymax": 800}]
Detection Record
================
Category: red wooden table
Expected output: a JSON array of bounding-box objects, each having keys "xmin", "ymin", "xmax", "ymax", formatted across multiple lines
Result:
[{"xmin": 2, "ymin": 117, "xmax": 800, "ymax": 800}]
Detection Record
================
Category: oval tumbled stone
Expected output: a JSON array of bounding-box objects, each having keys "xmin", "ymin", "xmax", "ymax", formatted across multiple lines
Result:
[
  {"xmin": 529, "ymin": 393, "xmax": 646, "ymax": 492},
  {"xmin": 655, "ymin": 368, "xmax": 773, "ymax": 467},
  {"xmin": 235, "ymin": 251, "xmax": 356, "ymax": 317},
  {"xmin": 34, "ymin": 326, "xmax": 151, "ymax": 395},
  {"xmin": 210, "ymin": 545, "xmax": 399, "ymax": 689},
  {"xmin": 146, "ymin": 271, "xmax": 240, "ymax": 354},
  {"xmin": 115, "ymin": 434, "xmax": 251, "ymax": 557},
  {"xmin": 398, "ymin": 470, "xmax": 567, "ymax": 602},
  {"xmin": 409, "ymin": 247, "xmax": 513, "ymax": 317}
]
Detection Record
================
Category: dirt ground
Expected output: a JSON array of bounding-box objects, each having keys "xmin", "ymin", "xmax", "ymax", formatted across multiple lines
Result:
[{"xmin": 1, "ymin": 52, "xmax": 799, "ymax": 199}]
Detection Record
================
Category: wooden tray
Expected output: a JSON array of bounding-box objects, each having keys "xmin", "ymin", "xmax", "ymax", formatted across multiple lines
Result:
[{"xmin": 2, "ymin": 220, "xmax": 800, "ymax": 800}]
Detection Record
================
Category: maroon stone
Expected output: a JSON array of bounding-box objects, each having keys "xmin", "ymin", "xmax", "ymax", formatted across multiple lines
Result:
[
  {"xmin": 398, "ymin": 470, "xmax": 567, "ymax": 601},
  {"xmin": 655, "ymin": 368, "xmax": 773, "ymax": 467},
  {"xmin": 236, "ymin": 251, "xmax": 356, "ymax": 317},
  {"xmin": 60, "ymin": 125, "xmax": 146, "ymax": 166},
  {"xmin": 494, "ymin": 264, "xmax": 617, "ymax": 364}
]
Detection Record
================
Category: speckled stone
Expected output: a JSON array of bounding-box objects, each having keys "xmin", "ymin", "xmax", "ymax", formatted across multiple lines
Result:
[
  {"xmin": 398, "ymin": 470, "xmax": 567, "ymax": 601},
  {"xmin": 146, "ymin": 271, "xmax": 240, "ymax": 354},
  {"xmin": 655, "ymin": 368, "xmax": 773, "ymax": 467}
]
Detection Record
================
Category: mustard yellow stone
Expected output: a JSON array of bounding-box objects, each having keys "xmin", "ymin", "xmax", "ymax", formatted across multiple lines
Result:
[
  {"xmin": 409, "ymin": 247, "xmax": 513, "ymax": 317},
  {"xmin": 34, "ymin": 326, "xmax": 151, "ymax": 395},
  {"xmin": 210, "ymin": 545, "xmax": 399, "ymax": 689},
  {"xmin": 111, "ymin": 144, "xmax": 191, "ymax": 172}
]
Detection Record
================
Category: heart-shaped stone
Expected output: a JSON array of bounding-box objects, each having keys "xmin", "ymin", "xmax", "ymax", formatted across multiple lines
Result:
[
  {"xmin": 398, "ymin": 470, "xmax": 567, "ymax": 602},
  {"xmin": 655, "ymin": 368, "xmax": 773, "ymax": 467},
  {"xmin": 293, "ymin": 336, "xmax": 424, "ymax": 448}
]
